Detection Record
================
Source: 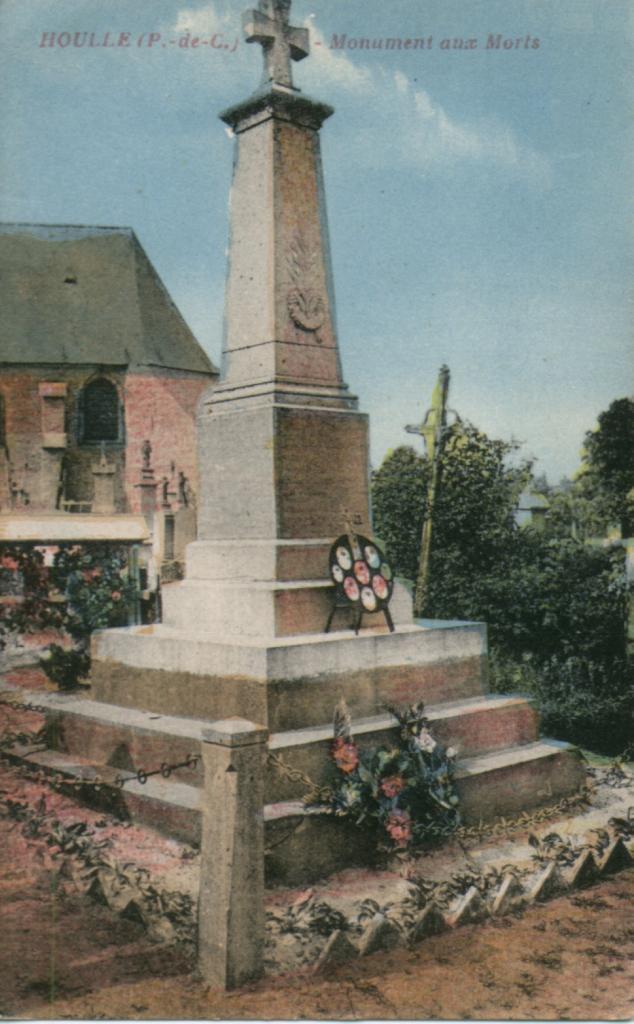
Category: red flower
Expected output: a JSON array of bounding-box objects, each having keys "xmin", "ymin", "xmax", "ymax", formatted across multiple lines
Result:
[
  {"xmin": 380, "ymin": 774, "xmax": 405, "ymax": 799},
  {"xmin": 332, "ymin": 737, "xmax": 359, "ymax": 775},
  {"xmin": 110, "ymin": 590, "xmax": 121, "ymax": 601},
  {"xmin": 385, "ymin": 809, "xmax": 412, "ymax": 847},
  {"xmin": 82, "ymin": 568, "xmax": 102, "ymax": 582}
]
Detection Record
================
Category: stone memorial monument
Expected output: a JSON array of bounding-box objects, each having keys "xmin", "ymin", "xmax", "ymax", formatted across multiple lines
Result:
[{"xmin": 41, "ymin": 0, "xmax": 584, "ymax": 883}]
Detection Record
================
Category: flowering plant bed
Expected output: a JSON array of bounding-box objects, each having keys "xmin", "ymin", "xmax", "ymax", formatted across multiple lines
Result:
[
  {"xmin": 0, "ymin": 543, "xmax": 138, "ymax": 690},
  {"xmin": 326, "ymin": 700, "xmax": 460, "ymax": 852}
]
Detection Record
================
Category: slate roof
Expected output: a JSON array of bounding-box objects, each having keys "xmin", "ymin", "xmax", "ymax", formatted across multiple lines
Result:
[{"xmin": 0, "ymin": 224, "xmax": 217, "ymax": 375}]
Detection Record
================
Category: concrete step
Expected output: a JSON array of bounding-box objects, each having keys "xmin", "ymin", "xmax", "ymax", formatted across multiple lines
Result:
[
  {"xmin": 454, "ymin": 740, "xmax": 585, "ymax": 822},
  {"xmin": 42, "ymin": 692, "xmax": 205, "ymax": 786},
  {"xmin": 5, "ymin": 734, "xmax": 585, "ymax": 885},
  {"xmin": 266, "ymin": 694, "xmax": 539, "ymax": 801},
  {"xmin": 2, "ymin": 744, "xmax": 200, "ymax": 845},
  {"xmin": 266, "ymin": 740, "xmax": 586, "ymax": 884},
  {"xmin": 38, "ymin": 690, "xmax": 539, "ymax": 802}
]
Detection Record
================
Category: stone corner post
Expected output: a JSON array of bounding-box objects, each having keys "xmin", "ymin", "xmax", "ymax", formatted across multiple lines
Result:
[{"xmin": 197, "ymin": 717, "xmax": 268, "ymax": 990}]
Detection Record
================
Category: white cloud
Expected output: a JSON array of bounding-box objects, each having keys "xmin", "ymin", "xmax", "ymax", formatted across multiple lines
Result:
[
  {"xmin": 297, "ymin": 27, "xmax": 552, "ymax": 188},
  {"xmin": 173, "ymin": 3, "xmax": 231, "ymax": 37},
  {"xmin": 391, "ymin": 73, "xmax": 552, "ymax": 186},
  {"xmin": 301, "ymin": 23, "xmax": 374, "ymax": 95}
]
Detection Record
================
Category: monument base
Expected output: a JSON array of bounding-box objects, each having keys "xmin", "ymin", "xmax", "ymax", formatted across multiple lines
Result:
[
  {"xmin": 12, "ymin": 617, "xmax": 586, "ymax": 885},
  {"xmin": 90, "ymin": 620, "xmax": 488, "ymax": 731}
]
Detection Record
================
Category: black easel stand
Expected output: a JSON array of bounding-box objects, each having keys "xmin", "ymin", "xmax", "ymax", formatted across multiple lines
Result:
[{"xmin": 325, "ymin": 596, "xmax": 395, "ymax": 635}]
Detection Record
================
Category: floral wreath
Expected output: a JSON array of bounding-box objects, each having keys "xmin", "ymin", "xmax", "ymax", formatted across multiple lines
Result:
[{"xmin": 326, "ymin": 700, "xmax": 460, "ymax": 852}]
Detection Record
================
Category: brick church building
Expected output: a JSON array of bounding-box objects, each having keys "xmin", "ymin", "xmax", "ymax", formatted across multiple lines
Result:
[{"xmin": 0, "ymin": 223, "xmax": 217, "ymax": 582}]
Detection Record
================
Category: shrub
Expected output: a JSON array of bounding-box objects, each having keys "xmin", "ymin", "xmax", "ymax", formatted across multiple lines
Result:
[
  {"xmin": 0, "ymin": 542, "xmax": 138, "ymax": 692},
  {"xmin": 371, "ymin": 423, "xmax": 632, "ymax": 758},
  {"xmin": 490, "ymin": 650, "xmax": 634, "ymax": 757},
  {"xmin": 39, "ymin": 644, "xmax": 91, "ymax": 691}
]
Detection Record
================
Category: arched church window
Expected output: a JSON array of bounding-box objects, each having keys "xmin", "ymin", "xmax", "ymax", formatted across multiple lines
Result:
[{"xmin": 79, "ymin": 377, "xmax": 121, "ymax": 443}]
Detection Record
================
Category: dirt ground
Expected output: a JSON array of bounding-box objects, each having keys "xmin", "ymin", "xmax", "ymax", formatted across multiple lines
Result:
[
  {"xmin": 0, "ymin": 773, "xmax": 632, "ymax": 1022},
  {"xmin": 1, "ymin": 666, "xmax": 633, "ymax": 1020}
]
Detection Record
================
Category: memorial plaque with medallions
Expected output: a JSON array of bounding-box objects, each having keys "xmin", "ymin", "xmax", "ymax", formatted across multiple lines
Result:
[{"xmin": 327, "ymin": 532, "xmax": 395, "ymax": 631}]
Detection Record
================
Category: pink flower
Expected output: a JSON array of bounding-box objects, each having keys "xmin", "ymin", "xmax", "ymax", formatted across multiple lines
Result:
[
  {"xmin": 380, "ymin": 774, "xmax": 405, "ymax": 799},
  {"xmin": 332, "ymin": 737, "xmax": 359, "ymax": 775},
  {"xmin": 110, "ymin": 590, "xmax": 121, "ymax": 601},
  {"xmin": 385, "ymin": 809, "xmax": 412, "ymax": 847}
]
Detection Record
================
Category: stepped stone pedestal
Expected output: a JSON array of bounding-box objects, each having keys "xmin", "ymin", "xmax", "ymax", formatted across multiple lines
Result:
[{"xmin": 27, "ymin": 2, "xmax": 585, "ymax": 886}]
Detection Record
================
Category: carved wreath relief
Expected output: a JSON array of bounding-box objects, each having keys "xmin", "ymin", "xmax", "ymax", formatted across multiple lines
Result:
[{"xmin": 286, "ymin": 231, "xmax": 326, "ymax": 340}]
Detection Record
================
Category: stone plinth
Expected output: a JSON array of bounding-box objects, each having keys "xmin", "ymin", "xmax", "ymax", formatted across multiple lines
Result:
[
  {"xmin": 160, "ymin": 576, "xmax": 413, "ymax": 639},
  {"xmin": 90, "ymin": 620, "xmax": 488, "ymax": 731},
  {"xmin": 197, "ymin": 402, "xmax": 371, "ymax": 547}
]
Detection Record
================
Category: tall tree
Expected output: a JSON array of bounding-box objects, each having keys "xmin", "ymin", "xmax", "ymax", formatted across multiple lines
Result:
[
  {"xmin": 372, "ymin": 423, "xmax": 528, "ymax": 615},
  {"xmin": 371, "ymin": 422, "xmax": 628, "ymax": 663},
  {"xmin": 579, "ymin": 397, "xmax": 634, "ymax": 537}
]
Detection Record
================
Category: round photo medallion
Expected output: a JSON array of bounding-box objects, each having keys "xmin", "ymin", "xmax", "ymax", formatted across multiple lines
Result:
[
  {"xmin": 364, "ymin": 544, "xmax": 381, "ymax": 569},
  {"xmin": 331, "ymin": 564, "xmax": 344, "ymax": 583},
  {"xmin": 343, "ymin": 576, "xmax": 360, "ymax": 602},
  {"xmin": 353, "ymin": 560, "xmax": 370, "ymax": 585},
  {"xmin": 336, "ymin": 546, "xmax": 352, "ymax": 570}
]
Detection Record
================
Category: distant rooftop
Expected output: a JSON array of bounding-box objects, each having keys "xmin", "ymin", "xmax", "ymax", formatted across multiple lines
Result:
[
  {"xmin": 0, "ymin": 223, "xmax": 217, "ymax": 375},
  {"xmin": 517, "ymin": 489, "xmax": 550, "ymax": 512}
]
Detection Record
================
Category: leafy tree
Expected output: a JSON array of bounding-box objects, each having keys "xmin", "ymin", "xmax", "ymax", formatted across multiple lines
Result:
[
  {"xmin": 371, "ymin": 446, "xmax": 428, "ymax": 580},
  {"xmin": 372, "ymin": 423, "xmax": 529, "ymax": 617},
  {"xmin": 578, "ymin": 397, "xmax": 634, "ymax": 537},
  {"xmin": 371, "ymin": 418, "xmax": 632, "ymax": 755},
  {"xmin": 371, "ymin": 423, "xmax": 629, "ymax": 665},
  {"xmin": 427, "ymin": 423, "xmax": 527, "ymax": 576}
]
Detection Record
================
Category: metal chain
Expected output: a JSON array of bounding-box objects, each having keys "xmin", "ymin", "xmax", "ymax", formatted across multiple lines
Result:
[
  {"xmin": 0, "ymin": 753, "xmax": 112, "ymax": 792},
  {"xmin": 267, "ymin": 750, "xmax": 334, "ymax": 804},
  {"xmin": 1, "ymin": 749, "xmax": 200, "ymax": 792},
  {"xmin": 0, "ymin": 695, "xmax": 47, "ymax": 714},
  {"xmin": 454, "ymin": 785, "xmax": 594, "ymax": 844},
  {"xmin": 0, "ymin": 695, "xmax": 199, "ymax": 790},
  {"xmin": 114, "ymin": 754, "xmax": 199, "ymax": 789},
  {"xmin": 0, "ymin": 696, "xmax": 49, "ymax": 752},
  {"xmin": 267, "ymin": 747, "xmax": 598, "ymax": 846}
]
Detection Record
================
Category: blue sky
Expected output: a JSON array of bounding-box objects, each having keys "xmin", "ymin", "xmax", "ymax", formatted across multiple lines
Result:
[{"xmin": 1, "ymin": 0, "xmax": 632, "ymax": 482}]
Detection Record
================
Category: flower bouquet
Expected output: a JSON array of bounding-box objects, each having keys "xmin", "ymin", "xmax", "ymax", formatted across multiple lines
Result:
[{"xmin": 327, "ymin": 699, "xmax": 460, "ymax": 852}]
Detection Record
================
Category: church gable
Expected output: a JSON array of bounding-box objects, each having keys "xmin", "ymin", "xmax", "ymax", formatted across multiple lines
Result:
[{"xmin": 0, "ymin": 224, "xmax": 216, "ymax": 375}]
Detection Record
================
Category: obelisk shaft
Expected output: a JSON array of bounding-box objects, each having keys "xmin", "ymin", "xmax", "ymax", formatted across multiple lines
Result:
[
  {"xmin": 215, "ymin": 88, "xmax": 350, "ymax": 405},
  {"xmin": 194, "ymin": 0, "xmax": 371, "ymax": 605}
]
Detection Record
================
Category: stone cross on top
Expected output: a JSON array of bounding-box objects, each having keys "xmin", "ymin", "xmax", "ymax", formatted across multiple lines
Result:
[{"xmin": 243, "ymin": 0, "xmax": 309, "ymax": 90}]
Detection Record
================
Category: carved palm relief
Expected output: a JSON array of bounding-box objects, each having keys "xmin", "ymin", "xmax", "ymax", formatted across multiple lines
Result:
[{"xmin": 286, "ymin": 231, "xmax": 326, "ymax": 340}]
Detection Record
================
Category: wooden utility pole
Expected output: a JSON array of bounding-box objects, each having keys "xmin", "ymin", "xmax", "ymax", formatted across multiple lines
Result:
[{"xmin": 405, "ymin": 365, "xmax": 451, "ymax": 617}]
